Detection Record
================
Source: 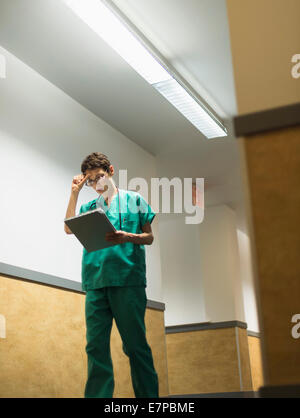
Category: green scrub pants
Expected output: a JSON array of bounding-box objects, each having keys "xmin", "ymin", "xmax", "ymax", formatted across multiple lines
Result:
[{"xmin": 84, "ymin": 286, "xmax": 159, "ymax": 398}]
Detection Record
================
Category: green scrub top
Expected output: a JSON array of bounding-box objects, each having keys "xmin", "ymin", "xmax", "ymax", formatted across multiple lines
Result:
[{"xmin": 79, "ymin": 189, "xmax": 155, "ymax": 291}]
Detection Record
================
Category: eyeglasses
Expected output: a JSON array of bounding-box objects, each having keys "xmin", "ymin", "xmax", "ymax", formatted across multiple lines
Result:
[{"xmin": 85, "ymin": 173, "xmax": 106, "ymax": 187}]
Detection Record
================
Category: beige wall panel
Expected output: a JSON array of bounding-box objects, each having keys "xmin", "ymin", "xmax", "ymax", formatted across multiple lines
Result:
[
  {"xmin": 236, "ymin": 328, "xmax": 252, "ymax": 391},
  {"xmin": 0, "ymin": 275, "xmax": 168, "ymax": 397},
  {"xmin": 166, "ymin": 328, "xmax": 241, "ymax": 395},
  {"xmin": 226, "ymin": 0, "xmax": 300, "ymax": 114},
  {"xmin": 244, "ymin": 126, "xmax": 300, "ymax": 385},
  {"xmin": 248, "ymin": 336, "xmax": 264, "ymax": 391},
  {"xmin": 0, "ymin": 275, "xmax": 86, "ymax": 398}
]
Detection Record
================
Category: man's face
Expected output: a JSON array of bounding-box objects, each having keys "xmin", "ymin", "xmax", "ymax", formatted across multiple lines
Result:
[{"xmin": 85, "ymin": 168, "xmax": 112, "ymax": 194}]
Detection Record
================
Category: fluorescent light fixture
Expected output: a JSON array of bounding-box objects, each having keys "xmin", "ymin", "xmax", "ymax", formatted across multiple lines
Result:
[
  {"xmin": 153, "ymin": 78, "xmax": 226, "ymax": 138},
  {"xmin": 63, "ymin": 0, "xmax": 171, "ymax": 84},
  {"xmin": 63, "ymin": 0, "xmax": 227, "ymax": 138}
]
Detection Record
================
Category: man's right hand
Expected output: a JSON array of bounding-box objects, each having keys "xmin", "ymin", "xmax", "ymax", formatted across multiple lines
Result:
[{"xmin": 71, "ymin": 173, "xmax": 89, "ymax": 194}]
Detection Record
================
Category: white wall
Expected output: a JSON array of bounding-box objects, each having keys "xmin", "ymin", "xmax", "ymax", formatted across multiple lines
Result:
[
  {"xmin": 158, "ymin": 213, "xmax": 208, "ymax": 326},
  {"xmin": 159, "ymin": 204, "xmax": 246, "ymax": 327},
  {"xmin": 199, "ymin": 204, "xmax": 245, "ymax": 323},
  {"xmin": 234, "ymin": 138, "xmax": 260, "ymax": 333},
  {"xmin": 0, "ymin": 45, "xmax": 163, "ymax": 302},
  {"xmin": 0, "ymin": 43, "xmax": 260, "ymax": 325},
  {"xmin": 236, "ymin": 229, "xmax": 260, "ymax": 332}
]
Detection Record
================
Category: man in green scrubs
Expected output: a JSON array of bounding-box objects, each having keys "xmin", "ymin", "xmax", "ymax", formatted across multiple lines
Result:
[{"xmin": 64, "ymin": 152, "xmax": 159, "ymax": 398}]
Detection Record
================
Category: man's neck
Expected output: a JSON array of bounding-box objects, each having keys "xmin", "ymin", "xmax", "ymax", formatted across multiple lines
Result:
[{"xmin": 104, "ymin": 182, "xmax": 118, "ymax": 205}]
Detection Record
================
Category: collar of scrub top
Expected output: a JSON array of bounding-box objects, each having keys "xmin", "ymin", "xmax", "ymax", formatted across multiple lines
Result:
[{"xmin": 88, "ymin": 187, "xmax": 122, "ymax": 230}]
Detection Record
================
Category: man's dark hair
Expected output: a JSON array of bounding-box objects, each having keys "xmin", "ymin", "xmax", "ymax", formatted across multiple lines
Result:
[{"xmin": 81, "ymin": 152, "xmax": 111, "ymax": 175}]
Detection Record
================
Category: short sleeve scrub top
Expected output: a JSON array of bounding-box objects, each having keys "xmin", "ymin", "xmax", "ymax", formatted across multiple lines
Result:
[{"xmin": 79, "ymin": 189, "xmax": 156, "ymax": 291}]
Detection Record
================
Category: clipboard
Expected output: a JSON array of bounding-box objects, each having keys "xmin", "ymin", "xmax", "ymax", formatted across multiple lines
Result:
[{"xmin": 64, "ymin": 208, "xmax": 118, "ymax": 252}]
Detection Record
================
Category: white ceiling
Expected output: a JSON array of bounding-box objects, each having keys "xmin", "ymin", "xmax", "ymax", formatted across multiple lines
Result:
[
  {"xmin": 0, "ymin": 0, "xmax": 247, "ymax": 228},
  {"xmin": 0, "ymin": 0, "xmax": 237, "ymax": 150}
]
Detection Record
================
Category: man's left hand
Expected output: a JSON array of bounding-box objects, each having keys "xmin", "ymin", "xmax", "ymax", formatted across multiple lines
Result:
[{"xmin": 105, "ymin": 230, "xmax": 129, "ymax": 244}]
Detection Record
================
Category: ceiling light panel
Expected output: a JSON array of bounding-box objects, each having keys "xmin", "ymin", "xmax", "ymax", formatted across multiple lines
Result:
[{"xmin": 63, "ymin": 0, "xmax": 227, "ymax": 139}]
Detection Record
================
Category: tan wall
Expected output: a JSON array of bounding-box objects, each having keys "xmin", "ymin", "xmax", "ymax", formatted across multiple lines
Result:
[
  {"xmin": 226, "ymin": 0, "xmax": 300, "ymax": 114},
  {"xmin": 236, "ymin": 328, "xmax": 252, "ymax": 391},
  {"xmin": 248, "ymin": 336, "xmax": 264, "ymax": 391},
  {"xmin": 0, "ymin": 275, "xmax": 168, "ymax": 398},
  {"xmin": 227, "ymin": 0, "xmax": 300, "ymax": 390},
  {"xmin": 166, "ymin": 327, "xmax": 252, "ymax": 395},
  {"xmin": 0, "ymin": 273, "xmax": 265, "ymax": 397},
  {"xmin": 242, "ymin": 126, "xmax": 300, "ymax": 385}
]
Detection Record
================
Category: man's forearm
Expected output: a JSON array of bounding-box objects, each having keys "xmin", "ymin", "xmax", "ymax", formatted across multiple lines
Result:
[
  {"xmin": 126, "ymin": 232, "xmax": 154, "ymax": 245},
  {"xmin": 64, "ymin": 192, "xmax": 79, "ymax": 234}
]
